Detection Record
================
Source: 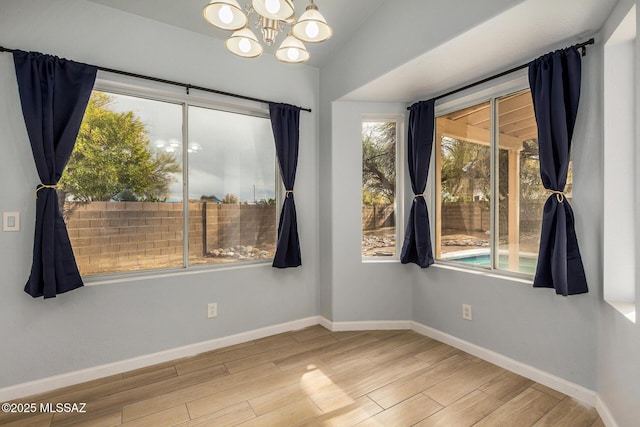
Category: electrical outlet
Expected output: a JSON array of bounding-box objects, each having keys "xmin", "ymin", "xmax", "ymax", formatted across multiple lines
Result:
[
  {"xmin": 207, "ymin": 302, "xmax": 217, "ymax": 318},
  {"xmin": 462, "ymin": 304, "xmax": 472, "ymax": 320}
]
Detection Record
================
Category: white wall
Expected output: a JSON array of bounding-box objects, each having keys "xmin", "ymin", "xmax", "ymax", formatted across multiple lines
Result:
[
  {"xmin": 597, "ymin": 1, "xmax": 640, "ymax": 425},
  {"xmin": 328, "ymin": 102, "xmax": 413, "ymax": 322},
  {"xmin": 603, "ymin": 5, "xmax": 636, "ymax": 306},
  {"xmin": 0, "ymin": 0, "xmax": 319, "ymax": 388}
]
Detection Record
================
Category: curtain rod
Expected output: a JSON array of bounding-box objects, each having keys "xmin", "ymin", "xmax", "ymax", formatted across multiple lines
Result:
[
  {"xmin": 0, "ymin": 45, "xmax": 312, "ymax": 113},
  {"xmin": 408, "ymin": 37, "xmax": 595, "ymax": 109}
]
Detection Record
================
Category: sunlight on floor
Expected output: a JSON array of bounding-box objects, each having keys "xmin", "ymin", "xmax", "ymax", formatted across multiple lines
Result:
[{"xmin": 300, "ymin": 364, "xmax": 356, "ymax": 410}]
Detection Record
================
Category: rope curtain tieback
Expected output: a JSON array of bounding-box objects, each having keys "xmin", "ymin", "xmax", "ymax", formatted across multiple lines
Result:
[
  {"xmin": 413, "ymin": 193, "xmax": 425, "ymax": 200},
  {"xmin": 35, "ymin": 184, "xmax": 58, "ymax": 199},
  {"xmin": 549, "ymin": 190, "xmax": 566, "ymax": 203},
  {"xmin": 285, "ymin": 190, "xmax": 294, "ymax": 198}
]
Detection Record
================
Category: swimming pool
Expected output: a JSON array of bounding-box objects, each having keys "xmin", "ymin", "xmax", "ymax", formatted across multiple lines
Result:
[{"xmin": 443, "ymin": 253, "xmax": 537, "ymax": 275}]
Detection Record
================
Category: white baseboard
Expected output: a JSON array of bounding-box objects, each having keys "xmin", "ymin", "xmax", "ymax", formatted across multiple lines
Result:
[
  {"xmin": 318, "ymin": 316, "xmax": 333, "ymax": 330},
  {"xmin": 595, "ymin": 395, "xmax": 620, "ymax": 427},
  {"xmin": 328, "ymin": 319, "xmax": 413, "ymax": 332},
  {"xmin": 410, "ymin": 321, "xmax": 597, "ymax": 406},
  {"xmin": 0, "ymin": 316, "xmax": 321, "ymax": 402}
]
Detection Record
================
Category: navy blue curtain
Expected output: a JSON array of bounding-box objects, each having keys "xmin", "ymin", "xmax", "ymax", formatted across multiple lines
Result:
[
  {"xmin": 528, "ymin": 47, "xmax": 587, "ymax": 295},
  {"xmin": 401, "ymin": 99, "xmax": 435, "ymax": 268},
  {"xmin": 13, "ymin": 50, "xmax": 96, "ymax": 298},
  {"xmin": 269, "ymin": 103, "xmax": 302, "ymax": 268}
]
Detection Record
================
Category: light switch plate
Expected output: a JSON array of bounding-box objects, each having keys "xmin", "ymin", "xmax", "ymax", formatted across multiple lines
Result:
[
  {"xmin": 207, "ymin": 302, "xmax": 217, "ymax": 318},
  {"xmin": 3, "ymin": 212, "xmax": 20, "ymax": 232}
]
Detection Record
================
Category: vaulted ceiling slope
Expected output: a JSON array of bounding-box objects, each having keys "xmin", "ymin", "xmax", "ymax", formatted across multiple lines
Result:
[{"xmin": 330, "ymin": 0, "xmax": 618, "ymax": 102}]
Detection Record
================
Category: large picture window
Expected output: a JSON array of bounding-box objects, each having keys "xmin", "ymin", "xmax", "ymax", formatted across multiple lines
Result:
[
  {"xmin": 61, "ymin": 89, "xmax": 277, "ymax": 276},
  {"xmin": 435, "ymin": 88, "xmax": 567, "ymax": 276}
]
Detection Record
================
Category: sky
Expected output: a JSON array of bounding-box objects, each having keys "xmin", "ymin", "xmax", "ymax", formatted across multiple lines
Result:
[{"xmin": 107, "ymin": 91, "xmax": 277, "ymax": 202}]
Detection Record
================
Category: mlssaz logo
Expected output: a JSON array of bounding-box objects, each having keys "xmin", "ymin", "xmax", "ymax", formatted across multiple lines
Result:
[{"xmin": 40, "ymin": 402, "xmax": 87, "ymax": 413}]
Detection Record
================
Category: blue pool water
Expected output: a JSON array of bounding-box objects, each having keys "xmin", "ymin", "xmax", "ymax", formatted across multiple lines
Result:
[{"xmin": 445, "ymin": 253, "xmax": 537, "ymax": 275}]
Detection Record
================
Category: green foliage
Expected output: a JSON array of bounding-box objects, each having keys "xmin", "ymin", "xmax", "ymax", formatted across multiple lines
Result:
[
  {"xmin": 222, "ymin": 193, "xmax": 239, "ymax": 204},
  {"xmin": 59, "ymin": 92, "xmax": 180, "ymax": 202},
  {"xmin": 362, "ymin": 190, "xmax": 390, "ymax": 206},
  {"xmin": 518, "ymin": 139, "xmax": 546, "ymax": 201},
  {"xmin": 258, "ymin": 198, "xmax": 277, "ymax": 206},
  {"xmin": 440, "ymin": 136, "xmax": 490, "ymax": 202},
  {"xmin": 362, "ymin": 122, "xmax": 396, "ymax": 206},
  {"xmin": 440, "ymin": 136, "xmax": 552, "ymax": 204}
]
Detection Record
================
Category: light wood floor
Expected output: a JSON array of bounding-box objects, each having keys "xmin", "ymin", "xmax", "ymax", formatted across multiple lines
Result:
[{"xmin": 0, "ymin": 326, "xmax": 603, "ymax": 427}]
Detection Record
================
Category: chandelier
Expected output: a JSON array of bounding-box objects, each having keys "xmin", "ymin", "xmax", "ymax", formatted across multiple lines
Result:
[{"xmin": 203, "ymin": 0, "xmax": 332, "ymax": 63}]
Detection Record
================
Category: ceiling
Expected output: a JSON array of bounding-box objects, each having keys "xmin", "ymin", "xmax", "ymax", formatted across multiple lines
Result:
[
  {"xmin": 343, "ymin": 0, "xmax": 618, "ymax": 102},
  {"xmin": 86, "ymin": 0, "xmax": 617, "ymax": 102},
  {"xmin": 87, "ymin": 0, "xmax": 385, "ymax": 67}
]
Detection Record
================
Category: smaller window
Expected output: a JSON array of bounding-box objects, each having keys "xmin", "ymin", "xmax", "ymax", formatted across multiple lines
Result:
[
  {"xmin": 435, "ymin": 88, "xmax": 559, "ymax": 277},
  {"xmin": 362, "ymin": 119, "xmax": 399, "ymax": 259}
]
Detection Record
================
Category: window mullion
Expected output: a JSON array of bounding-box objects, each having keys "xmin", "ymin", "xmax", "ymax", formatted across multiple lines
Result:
[
  {"xmin": 182, "ymin": 103, "xmax": 190, "ymax": 268},
  {"xmin": 490, "ymin": 97, "xmax": 498, "ymax": 271}
]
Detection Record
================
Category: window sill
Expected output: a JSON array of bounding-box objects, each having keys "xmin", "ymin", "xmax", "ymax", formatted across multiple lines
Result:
[
  {"xmin": 83, "ymin": 261, "xmax": 273, "ymax": 286},
  {"xmin": 430, "ymin": 261, "xmax": 533, "ymax": 285},
  {"xmin": 605, "ymin": 300, "xmax": 636, "ymax": 323},
  {"xmin": 362, "ymin": 258, "xmax": 400, "ymax": 264}
]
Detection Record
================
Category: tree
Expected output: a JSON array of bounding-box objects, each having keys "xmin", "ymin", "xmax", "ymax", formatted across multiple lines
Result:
[
  {"xmin": 440, "ymin": 136, "xmax": 490, "ymax": 202},
  {"xmin": 257, "ymin": 198, "xmax": 276, "ymax": 205},
  {"xmin": 362, "ymin": 122, "xmax": 396, "ymax": 205},
  {"xmin": 222, "ymin": 193, "xmax": 239, "ymax": 204},
  {"xmin": 440, "ymin": 136, "xmax": 552, "ymax": 203},
  {"xmin": 58, "ymin": 92, "xmax": 180, "ymax": 202}
]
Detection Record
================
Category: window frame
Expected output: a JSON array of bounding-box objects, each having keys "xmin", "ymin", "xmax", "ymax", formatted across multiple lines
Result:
[
  {"xmin": 77, "ymin": 76, "xmax": 280, "ymax": 284},
  {"xmin": 603, "ymin": 4, "xmax": 637, "ymax": 323},
  {"xmin": 430, "ymin": 74, "xmax": 539, "ymax": 281},
  {"xmin": 361, "ymin": 114, "xmax": 405, "ymax": 263}
]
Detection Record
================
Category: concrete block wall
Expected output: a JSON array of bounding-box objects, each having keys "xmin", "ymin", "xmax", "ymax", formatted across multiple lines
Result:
[{"xmin": 65, "ymin": 202, "xmax": 276, "ymax": 275}]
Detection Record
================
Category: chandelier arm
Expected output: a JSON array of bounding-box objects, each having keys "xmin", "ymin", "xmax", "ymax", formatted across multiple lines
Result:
[{"xmin": 205, "ymin": 0, "xmax": 331, "ymax": 63}]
